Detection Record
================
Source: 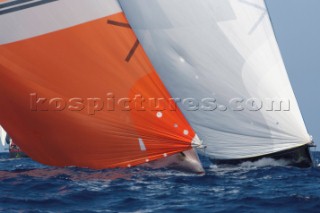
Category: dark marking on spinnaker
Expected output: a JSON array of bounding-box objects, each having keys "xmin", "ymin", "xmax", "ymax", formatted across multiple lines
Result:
[
  {"xmin": 107, "ymin": 19, "xmax": 140, "ymax": 62},
  {"xmin": 125, "ymin": 39, "xmax": 140, "ymax": 62},
  {"xmin": 0, "ymin": 0, "xmax": 58, "ymax": 15},
  {"xmin": 107, "ymin": 20, "xmax": 131, "ymax": 29},
  {"xmin": 0, "ymin": 0, "xmax": 34, "ymax": 9}
]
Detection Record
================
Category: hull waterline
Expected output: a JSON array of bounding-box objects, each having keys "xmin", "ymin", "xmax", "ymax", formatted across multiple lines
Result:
[{"xmin": 212, "ymin": 144, "xmax": 313, "ymax": 168}]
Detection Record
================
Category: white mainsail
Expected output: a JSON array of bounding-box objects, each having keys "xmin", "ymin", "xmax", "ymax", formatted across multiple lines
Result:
[{"xmin": 120, "ymin": 0, "xmax": 312, "ymax": 160}]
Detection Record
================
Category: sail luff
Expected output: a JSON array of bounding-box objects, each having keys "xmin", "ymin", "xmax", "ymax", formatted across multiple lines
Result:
[{"xmin": 263, "ymin": 0, "xmax": 311, "ymax": 137}]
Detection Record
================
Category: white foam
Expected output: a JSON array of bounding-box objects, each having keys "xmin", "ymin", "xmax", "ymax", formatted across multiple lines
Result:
[
  {"xmin": 208, "ymin": 158, "xmax": 290, "ymax": 175},
  {"xmin": 239, "ymin": 158, "xmax": 290, "ymax": 168}
]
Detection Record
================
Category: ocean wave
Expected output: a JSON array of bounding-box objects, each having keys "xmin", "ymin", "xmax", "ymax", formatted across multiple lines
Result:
[{"xmin": 0, "ymin": 153, "xmax": 320, "ymax": 212}]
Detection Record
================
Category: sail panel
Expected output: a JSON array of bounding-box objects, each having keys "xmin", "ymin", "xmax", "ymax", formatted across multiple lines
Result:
[
  {"xmin": 120, "ymin": 0, "xmax": 311, "ymax": 159},
  {"xmin": 0, "ymin": 1, "xmax": 195, "ymax": 168}
]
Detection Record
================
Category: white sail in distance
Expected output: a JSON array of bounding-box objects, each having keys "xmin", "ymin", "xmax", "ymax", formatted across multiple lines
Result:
[
  {"xmin": 0, "ymin": 126, "xmax": 9, "ymax": 153},
  {"xmin": 119, "ymin": 0, "xmax": 312, "ymax": 160}
]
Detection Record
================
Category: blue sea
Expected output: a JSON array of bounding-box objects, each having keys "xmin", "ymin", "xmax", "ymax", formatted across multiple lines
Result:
[{"xmin": 0, "ymin": 152, "xmax": 320, "ymax": 213}]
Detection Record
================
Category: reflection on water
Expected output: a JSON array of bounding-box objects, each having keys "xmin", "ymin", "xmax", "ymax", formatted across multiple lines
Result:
[{"xmin": 0, "ymin": 167, "xmax": 132, "ymax": 182}]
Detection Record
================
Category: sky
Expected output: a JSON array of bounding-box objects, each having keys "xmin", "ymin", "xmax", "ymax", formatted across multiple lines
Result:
[{"xmin": 266, "ymin": 0, "xmax": 320, "ymax": 147}]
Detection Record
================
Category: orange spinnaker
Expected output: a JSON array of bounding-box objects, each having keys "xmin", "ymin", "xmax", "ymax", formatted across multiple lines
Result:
[{"xmin": 0, "ymin": 13, "xmax": 195, "ymax": 169}]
